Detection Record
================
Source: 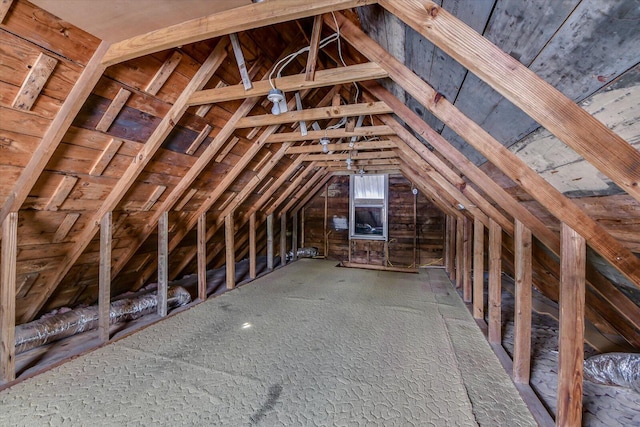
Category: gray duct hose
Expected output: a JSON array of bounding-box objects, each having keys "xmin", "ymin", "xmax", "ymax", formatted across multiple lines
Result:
[
  {"xmin": 584, "ymin": 352, "xmax": 640, "ymax": 393},
  {"xmin": 15, "ymin": 286, "xmax": 191, "ymax": 354}
]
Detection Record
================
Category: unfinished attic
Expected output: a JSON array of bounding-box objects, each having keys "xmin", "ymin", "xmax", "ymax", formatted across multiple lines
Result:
[{"xmin": 0, "ymin": 0, "xmax": 639, "ymax": 425}]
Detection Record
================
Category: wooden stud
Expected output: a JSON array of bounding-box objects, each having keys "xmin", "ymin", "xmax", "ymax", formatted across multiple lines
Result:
[
  {"xmin": 488, "ymin": 218, "xmax": 502, "ymax": 344},
  {"xmin": 448, "ymin": 217, "xmax": 456, "ymax": 281},
  {"xmin": 90, "ymin": 138, "xmax": 123, "ymax": 176},
  {"xmin": 214, "ymin": 136, "xmax": 240, "ymax": 163},
  {"xmin": 267, "ymin": 125, "xmax": 394, "ymax": 143},
  {"xmin": 145, "ymin": 51, "xmax": 182, "ymax": 95},
  {"xmin": 267, "ymin": 213, "xmax": 274, "ymax": 270},
  {"xmin": 197, "ymin": 212, "xmax": 207, "ymax": 301},
  {"xmin": 12, "ymin": 52, "xmax": 58, "ymax": 111},
  {"xmin": 280, "ymin": 213, "xmax": 287, "ymax": 267},
  {"xmin": 324, "ymin": 182, "xmax": 329, "ymax": 257},
  {"xmin": 0, "ymin": 0, "xmax": 14, "ymax": 24},
  {"xmin": 249, "ymin": 212, "xmax": 257, "ymax": 279},
  {"xmin": 300, "ymin": 208, "xmax": 305, "ymax": 247},
  {"xmin": 185, "ymin": 124, "xmax": 212, "ymax": 155},
  {"xmin": 557, "ymin": 223, "xmax": 586, "ymax": 427},
  {"xmin": 444, "ymin": 216, "xmax": 451, "ymax": 275},
  {"xmin": 98, "ymin": 212, "xmax": 112, "ymax": 343},
  {"xmin": 455, "ymin": 217, "xmax": 463, "ymax": 289},
  {"xmin": 190, "ymin": 63, "xmax": 387, "ymax": 105},
  {"xmin": 95, "ymin": 88, "xmax": 131, "ymax": 132},
  {"xmin": 52, "ymin": 212, "xmax": 80, "ymax": 243},
  {"xmin": 236, "ymin": 101, "xmax": 391, "ymax": 128},
  {"xmin": 305, "ymin": 15, "xmax": 323, "ymax": 81},
  {"xmin": 225, "ymin": 213, "xmax": 235, "ymax": 289},
  {"xmin": 292, "ymin": 211, "xmax": 298, "ymax": 262},
  {"xmin": 175, "ymin": 188, "xmax": 198, "ymax": 212},
  {"xmin": 157, "ymin": 211, "xmax": 168, "ymax": 317},
  {"xmin": 0, "ymin": 212, "xmax": 17, "ymax": 384},
  {"xmin": 195, "ymin": 104, "xmax": 213, "ymax": 118},
  {"xmin": 142, "ymin": 185, "xmax": 167, "ymax": 211},
  {"xmin": 473, "ymin": 217, "xmax": 484, "ymax": 320},
  {"xmin": 45, "ymin": 175, "xmax": 78, "ymax": 211},
  {"xmin": 463, "ymin": 216, "xmax": 472, "ymax": 302},
  {"xmin": 229, "ymin": 33, "xmax": 252, "ymax": 90},
  {"xmin": 513, "ymin": 219, "xmax": 532, "ymax": 384}
]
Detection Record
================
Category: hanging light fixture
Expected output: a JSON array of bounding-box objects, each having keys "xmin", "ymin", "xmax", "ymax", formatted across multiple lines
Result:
[
  {"xmin": 267, "ymin": 88, "xmax": 287, "ymax": 115},
  {"xmin": 320, "ymin": 137, "xmax": 330, "ymax": 153},
  {"xmin": 346, "ymin": 156, "xmax": 353, "ymax": 170}
]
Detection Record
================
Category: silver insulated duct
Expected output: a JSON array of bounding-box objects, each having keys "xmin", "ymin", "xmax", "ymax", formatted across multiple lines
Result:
[{"xmin": 15, "ymin": 286, "xmax": 191, "ymax": 354}]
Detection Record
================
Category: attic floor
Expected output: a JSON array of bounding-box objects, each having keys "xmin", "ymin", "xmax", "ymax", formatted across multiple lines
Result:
[{"xmin": 0, "ymin": 260, "xmax": 535, "ymax": 426}]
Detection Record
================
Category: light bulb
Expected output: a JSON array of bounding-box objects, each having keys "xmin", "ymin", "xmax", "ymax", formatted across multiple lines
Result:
[
  {"xmin": 267, "ymin": 88, "xmax": 286, "ymax": 116},
  {"xmin": 320, "ymin": 138, "xmax": 330, "ymax": 153},
  {"xmin": 271, "ymin": 102, "xmax": 280, "ymax": 115},
  {"xmin": 346, "ymin": 158, "xmax": 352, "ymax": 170}
]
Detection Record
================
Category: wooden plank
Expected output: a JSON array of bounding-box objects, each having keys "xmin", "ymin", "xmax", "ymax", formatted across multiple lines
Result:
[
  {"xmin": 214, "ymin": 136, "xmax": 240, "ymax": 162},
  {"xmin": 197, "ymin": 212, "xmax": 207, "ymax": 301},
  {"xmin": 444, "ymin": 215, "xmax": 452, "ymax": 275},
  {"xmin": 286, "ymin": 139, "xmax": 396, "ymax": 153},
  {"xmin": 291, "ymin": 172, "xmax": 333, "ymax": 214},
  {"xmin": 449, "ymin": 217, "xmax": 456, "ymax": 281},
  {"xmin": 455, "ymin": 215, "xmax": 463, "ymax": 289},
  {"xmin": 306, "ymin": 151, "xmax": 397, "ymax": 162},
  {"xmin": 463, "ymin": 216, "xmax": 472, "ymax": 302},
  {"xmin": 379, "ymin": 0, "xmax": 640, "ymax": 204},
  {"xmin": 292, "ymin": 211, "xmax": 298, "ymax": 261},
  {"xmin": 189, "ymin": 63, "xmax": 388, "ymax": 105},
  {"xmin": 267, "ymin": 213, "xmax": 274, "ymax": 270},
  {"xmin": 0, "ymin": 212, "xmax": 17, "ymax": 384},
  {"xmin": 305, "ymin": 15, "xmax": 324, "ymax": 81},
  {"xmin": 52, "ymin": 213, "xmax": 80, "ymax": 243},
  {"xmin": 332, "ymin": 15, "xmax": 640, "ymax": 289},
  {"xmin": 236, "ymin": 101, "xmax": 391, "ymax": 128},
  {"xmin": 266, "ymin": 163, "xmax": 319, "ymax": 215},
  {"xmin": 20, "ymin": 40, "xmax": 229, "ymax": 323},
  {"xmin": 0, "ymin": 42, "xmax": 110, "ymax": 226},
  {"xmin": 225, "ymin": 213, "xmax": 235, "ymax": 289},
  {"xmin": 473, "ymin": 217, "xmax": 484, "ymax": 320},
  {"xmin": 280, "ymin": 213, "xmax": 287, "ymax": 266},
  {"xmin": 267, "ymin": 125, "xmax": 394, "ymax": 143},
  {"xmin": 249, "ymin": 212, "xmax": 257, "ymax": 279},
  {"xmin": 145, "ymin": 51, "xmax": 182, "ymax": 95},
  {"xmin": 341, "ymin": 262, "xmax": 418, "ymax": 273},
  {"xmin": 44, "ymin": 175, "xmax": 78, "ymax": 211},
  {"xmin": 229, "ymin": 33, "xmax": 252, "ymax": 90},
  {"xmin": 0, "ymin": 0, "xmax": 13, "ymax": 24},
  {"xmin": 185, "ymin": 124, "xmax": 212, "ymax": 156},
  {"xmin": 174, "ymin": 188, "xmax": 197, "ymax": 212},
  {"xmin": 157, "ymin": 211, "xmax": 168, "ymax": 317},
  {"xmin": 98, "ymin": 212, "xmax": 111, "ymax": 344},
  {"xmin": 141, "ymin": 185, "xmax": 167, "ymax": 211},
  {"xmin": 557, "ymin": 223, "xmax": 586, "ymax": 427},
  {"xmin": 488, "ymin": 218, "xmax": 502, "ymax": 344},
  {"xmin": 89, "ymin": 138, "xmax": 123, "ymax": 176},
  {"xmin": 95, "ymin": 87, "xmax": 131, "ymax": 132},
  {"xmin": 12, "ymin": 52, "xmax": 58, "ymax": 111},
  {"xmin": 102, "ymin": 0, "xmax": 377, "ymax": 65},
  {"xmin": 513, "ymin": 219, "xmax": 532, "ymax": 384}
]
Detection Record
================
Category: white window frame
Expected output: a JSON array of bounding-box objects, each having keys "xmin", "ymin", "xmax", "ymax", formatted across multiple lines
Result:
[{"xmin": 349, "ymin": 174, "xmax": 388, "ymax": 241}]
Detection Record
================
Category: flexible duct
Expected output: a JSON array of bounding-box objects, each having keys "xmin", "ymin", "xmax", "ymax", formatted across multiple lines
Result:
[
  {"xmin": 15, "ymin": 286, "xmax": 191, "ymax": 354},
  {"xmin": 584, "ymin": 352, "xmax": 640, "ymax": 393}
]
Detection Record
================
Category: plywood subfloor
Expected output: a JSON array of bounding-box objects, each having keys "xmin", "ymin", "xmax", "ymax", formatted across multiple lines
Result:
[{"xmin": 0, "ymin": 260, "xmax": 535, "ymax": 426}]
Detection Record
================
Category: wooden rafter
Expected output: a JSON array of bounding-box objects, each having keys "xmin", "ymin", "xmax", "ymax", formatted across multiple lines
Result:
[
  {"xmin": 102, "ymin": 0, "xmax": 378, "ymax": 66},
  {"xmin": 305, "ymin": 15, "xmax": 324, "ymax": 81},
  {"xmin": 379, "ymin": 0, "xmax": 640, "ymax": 204},
  {"xmin": 278, "ymin": 167, "xmax": 329, "ymax": 215},
  {"xmin": 266, "ymin": 125, "xmax": 394, "ymax": 143},
  {"xmin": 189, "ymin": 62, "xmax": 387, "ymax": 105},
  {"xmin": 20, "ymin": 39, "xmax": 229, "ymax": 323}
]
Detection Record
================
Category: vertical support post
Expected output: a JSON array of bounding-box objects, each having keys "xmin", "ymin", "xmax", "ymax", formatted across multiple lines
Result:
[
  {"xmin": 444, "ymin": 215, "xmax": 451, "ymax": 274},
  {"xmin": 267, "ymin": 213, "xmax": 274, "ymax": 270},
  {"xmin": 413, "ymin": 189, "xmax": 418, "ymax": 267},
  {"xmin": 300, "ymin": 207, "xmax": 305, "ymax": 248},
  {"xmin": 197, "ymin": 212, "xmax": 207, "ymax": 301},
  {"xmin": 514, "ymin": 219, "xmax": 532, "ymax": 384},
  {"xmin": 323, "ymin": 183, "xmax": 328, "ymax": 258},
  {"xmin": 280, "ymin": 212, "xmax": 287, "ymax": 267},
  {"xmin": 292, "ymin": 211, "xmax": 298, "ymax": 261},
  {"xmin": 157, "ymin": 211, "xmax": 168, "ymax": 317},
  {"xmin": 449, "ymin": 216, "xmax": 457, "ymax": 281},
  {"xmin": 488, "ymin": 218, "xmax": 502, "ymax": 344},
  {"xmin": 98, "ymin": 212, "xmax": 112, "ymax": 343},
  {"xmin": 455, "ymin": 217, "xmax": 463, "ymax": 288},
  {"xmin": 473, "ymin": 217, "xmax": 485, "ymax": 320},
  {"xmin": 225, "ymin": 213, "xmax": 235, "ymax": 290},
  {"xmin": 556, "ymin": 223, "xmax": 586, "ymax": 427},
  {"xmin": 249, "ymin": 212, "xmax": 257, "ymax": 279},
  {"xmin": 1, "ymin": 212, "xmax": 18, "ymax": 384},
  {"xmin": 463, "ymin": 216, "xmax": 472, "ymax": 302}
]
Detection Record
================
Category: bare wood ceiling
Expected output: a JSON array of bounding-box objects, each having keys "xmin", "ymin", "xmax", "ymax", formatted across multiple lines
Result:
[{"xmin": 30, "ymin": 0, "xmax": 250, "ymax": 42}]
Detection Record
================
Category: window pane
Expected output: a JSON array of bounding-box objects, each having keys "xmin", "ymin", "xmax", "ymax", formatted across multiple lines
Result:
[
  {"xmin": 354, "ymin": 206, "xmax": 384, "ymax": 236},
  {"xmin": 353, "ymin": 175, "xmax": 384, "ymax": 200}
]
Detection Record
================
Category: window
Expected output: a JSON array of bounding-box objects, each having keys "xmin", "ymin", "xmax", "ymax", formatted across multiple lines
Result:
[{"xmin": 350, "ymin": 174, "xmax": 388, "ymax": 240}]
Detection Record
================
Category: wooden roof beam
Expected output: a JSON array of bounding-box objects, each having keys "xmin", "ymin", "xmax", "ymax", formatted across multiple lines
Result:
[
  {"xmin": 189, "ymin": 62, "xmax": 387, "ymax": 105},
  {"xmin": 266, "ymin": 125, "xmax": 394, "ymax": 143},
  {"xmin": 286, "ymin": 139, "xmax": 396, "ymax": 154},
  {"xmin": 102, "ymin": 0, "xmax": 378, "ymax": 66},
  {"xmin": 378, "ymin": 0, "xmax": 640, "ymax": 204},
  {"xmin": 328, "ymin": 12, "xmax": 640, "ymax": 289}
]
